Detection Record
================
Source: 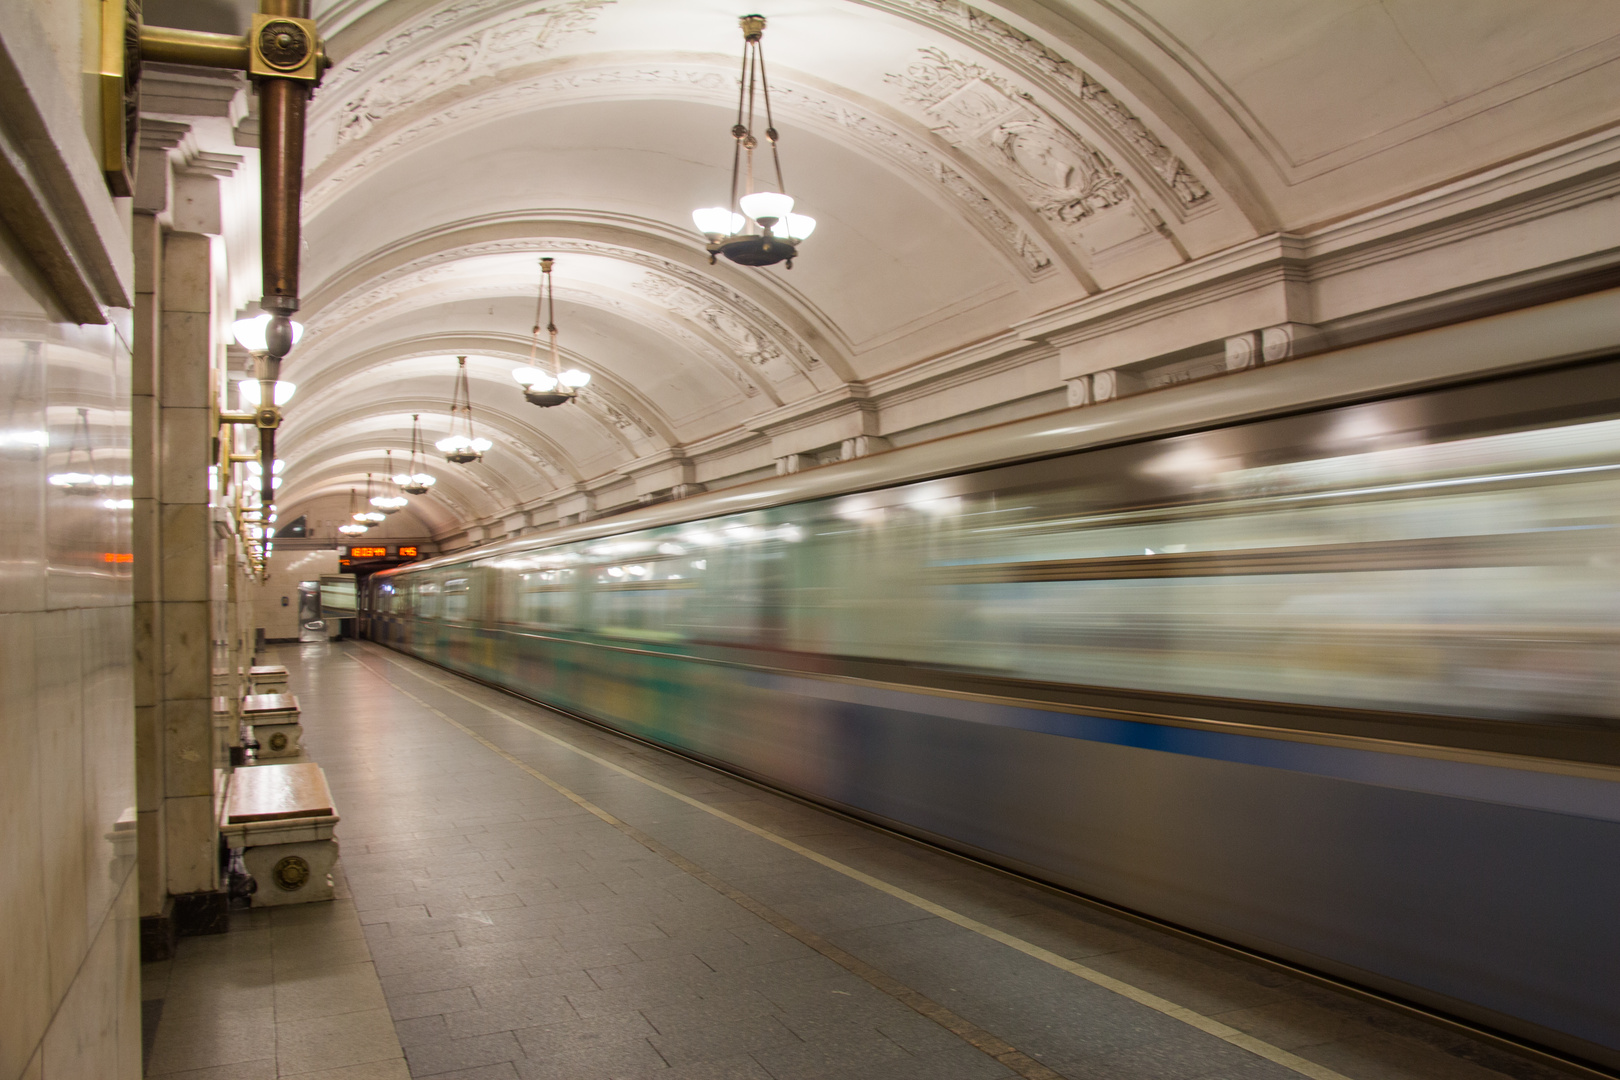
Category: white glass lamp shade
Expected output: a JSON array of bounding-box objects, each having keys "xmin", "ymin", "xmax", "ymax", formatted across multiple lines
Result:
[
  {"xmin": 511, "ymin": 366, "xmax": 555, "ymax": 391},
  {"xmin": 739, "ymin": 191, "xmax": 794, "ymax": 224},
  {"xmin": 338, "ymin": 522, "xmax": 367, "ymax": 535},
  {"xmin": 244, "ymin": 458, "xmax": 285, "ymax": 477},
  {"xmin": 471, "ymin": 437, "xmax": 492, "ymax": 452},
  {"xmin": 515, "ymin": 367, "xmax": 560, "ymax": 393},
  {"xmin": 370, "ymin": 494, "xmax": 407, "ymax": 509},
  {"xmin": 693, "ymin": 206, "xmax": 745, "ymax": 239},
  {"xmin": 412, "ymin": 473, "xmax": 436, "ymax": 487},
  {"xmin": 436, "ymin": 435, "xmax": 470, "ymax": 453},
  {"xmin": 357, "ymin": 510, "xmax": 386, "ymax": 524},
  {"xmin": 391, "ymin": 472, "xmax": 412, "ymax": 486},
  {"xmin": 782, "ymin": 213, "xmax": 817, "ymax": 243},
  {"xmin": 238, "ymin": 379, "xmax": 297, "ymax": 407},
  {"xmin": 230, "ymin": 314, "xmax": 305, "ymax": 353},
  {"xmin": 558, "ymin": 369, "xmax": 591, "ymax": 388}
]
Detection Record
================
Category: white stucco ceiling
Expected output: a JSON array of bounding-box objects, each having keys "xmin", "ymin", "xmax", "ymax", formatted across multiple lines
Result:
[{"xmin": 264, "ymin": 0, "xmax": 1620, "ymax": 544}]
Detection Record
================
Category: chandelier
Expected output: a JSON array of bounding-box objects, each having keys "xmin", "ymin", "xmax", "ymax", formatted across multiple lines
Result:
[
  {"xmin": 691, "ymin": 15, "xmax": 815, "ymax": 268},
  {"xmin": 338, "ymin": 488, "xmax": 368, "ymax": 535},
  {"xmin": 395, "ymin": 415, "xmax": 437, "ymax": 494},
  {"xmin": 435, "ymin": 356, "xmax": 492, "ymax": 463},
  {"xmin": 353, "ymin": 473, "xmax": 386, "ymax": 524},
  {"xmin": 512, "ymin": 257, "xmax": 591, "ymax": 407},
  {"xmin": 371, "ymin": 451, "xmax": 408, "ymax": 513}
]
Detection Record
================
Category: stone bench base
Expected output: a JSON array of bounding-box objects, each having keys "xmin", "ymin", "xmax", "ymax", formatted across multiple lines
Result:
[
  {"xmin": 248, "ymin": 665, "xmax": 289, "ymax": 694},
  {"xmin": 251, "ymin": 720, "xmax": 304, "ymax": 759},
  {"xmin": 221, "ymin": 764, "xmax": 340, "ymax": 907},
  {"xmin": 228, "ymin": 819, "xmax": 339, "ymax": 906}
]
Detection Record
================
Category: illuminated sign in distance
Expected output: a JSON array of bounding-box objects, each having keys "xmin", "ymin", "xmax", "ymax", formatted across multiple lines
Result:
[
  {"xmin": 347, "ymin": 546, "xmax": 388, "ymax": 559},
  {"xmin": 398, "ymin": 546, "xmax": 419, "ymax": 557}
]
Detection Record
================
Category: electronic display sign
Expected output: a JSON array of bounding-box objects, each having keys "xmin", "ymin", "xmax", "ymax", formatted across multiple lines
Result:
[{"xmin": 339, "ymin": 544, "xmax": 427, "ymax": 573}]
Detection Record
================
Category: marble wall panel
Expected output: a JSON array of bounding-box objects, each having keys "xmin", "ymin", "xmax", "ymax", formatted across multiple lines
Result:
[
  {"xmin": 35, "ymin": 607, "xmax": 90, "ymax": 1005},
  {"xmin": 83, "ymin": 606, "xmax": 136, "ymax": 939},
  {"xmin": 157, "ymin": 406, "xmax": 212, "ymax": 506},
  {"xmin": 161, "ymin": 694, "xmax": 212, "ymax": 798},
  {"xmin": 161, "ymin": 598, "xmax": 212, "ymax": 701},
  {"xmin": 0, "ymin": 613, "xmax": 50, "ymax": 1080},
  {"xmin": 43, "ymin": 326, "xmax": 128, "ymax": 611},
  {"xmin": 159, "ymin": 502, "xmax": 212, "ymax": 602},
  {"xmin": 0, "ymin": 7, "xmax": 140, "ymax": 1074},
  {"xmin": 163, "ymin": 793, "xmax": 216, "ymax": 895},
  {"xmin": 0, "ymin": 323, "xmax": 46, "ymax": 614}
]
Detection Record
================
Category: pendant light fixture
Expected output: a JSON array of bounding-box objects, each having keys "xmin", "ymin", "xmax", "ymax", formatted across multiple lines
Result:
[
  {"xmin": 512, "ymin": 257, "xmax": 591, "ymax": 407},
  {"xmin": 371, "ymin": 451, "xmax": 408, "ymax": 513},
  {"xmin": 338, "ymin": 488, "xmax": 368, "ymax": 535},
  {"xmin": 396, "ymin": 415, "xmax": 437, "ymax": 494},
  {"xmin": 691, "ymin": 15, "xmax": 815, "ymax": 268},
  {"xmin": 435, "ymin": 356, "xmax": 492, "ymax": 463},
  {"xmin": 354, "ymin": 473, "xmax": 386, "ymax": 524}
]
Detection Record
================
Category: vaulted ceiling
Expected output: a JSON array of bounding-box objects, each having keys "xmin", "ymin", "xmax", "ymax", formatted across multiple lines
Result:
[{"xmin": 252, "ymin": 0, "xmax": 1620, "ymax": 546}]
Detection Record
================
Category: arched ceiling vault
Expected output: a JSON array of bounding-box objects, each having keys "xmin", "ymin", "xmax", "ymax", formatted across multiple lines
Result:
[{"xmin": 277, "ymin": 0, "xmax": 1620, "ymax": 546}]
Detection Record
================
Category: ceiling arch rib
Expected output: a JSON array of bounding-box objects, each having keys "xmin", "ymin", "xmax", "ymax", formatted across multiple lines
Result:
[
  {"xmin": 278, "ymin": 422, "xmax": 530, "ymax": 518},
  {"xmin": 281, "ymin": 391, "xmax": 585, "ymax": 496},
  {"xmin": 287, "ymin": 332, "xmax": 681, "ymax": 451},
  {"xmin": 301, "ymin": 213, "xmax": 856, "ymax": 390},
  {"xmin": 293, "ymin": 245, "xmax": 792, "ymax": 411}
]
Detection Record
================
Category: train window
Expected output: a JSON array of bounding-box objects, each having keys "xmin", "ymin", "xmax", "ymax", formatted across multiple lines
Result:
[
  {"xmin": 587, "ymin": 556, "xmax": 697, "ymax": 641},
  {"xmin": 515, "ymin": 568, "xmax": 577, "ymax": 629},
  {"xmin": 443, "ymin": 576, "xmax": 471, "ymax": 621},
  {"xmin": 416, "ymin": 579, "xmax": 442, "ymax": 619}
]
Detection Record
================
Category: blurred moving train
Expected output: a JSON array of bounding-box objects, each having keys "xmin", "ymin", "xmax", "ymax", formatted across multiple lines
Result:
[{"xmin": 364, "ymin": 312, "xmax": 1620, "ymax": 1070}]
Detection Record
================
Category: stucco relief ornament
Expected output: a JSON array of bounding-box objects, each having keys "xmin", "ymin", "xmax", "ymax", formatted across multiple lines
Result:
[
  {"xmin": 888, "ymin": 0, "xmax": 1209, "ymax": 208},
  {"xmin": 632, "ymin": 274, "xmax": 812, "ymax": 388},
  {"xmin": 334, "ymin": 0, "xmax": 612, "ymax": 145},
  {"xmin": 889, "ymin": 49, "xmax": 1130, "ymax": 231}
]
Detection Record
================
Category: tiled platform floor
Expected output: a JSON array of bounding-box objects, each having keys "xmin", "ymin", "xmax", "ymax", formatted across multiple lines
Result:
[{"xmin": 146, "ymin": 639, "xmax": 1575, "ymax": 1080}]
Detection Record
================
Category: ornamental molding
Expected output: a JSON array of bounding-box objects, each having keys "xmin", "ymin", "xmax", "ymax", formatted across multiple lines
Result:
[
  {"xmin": 304, "ymin": 61, "xmax": 1054, "ymax": 277},
  {"xmin": 877, "ymin": 0, "xmax": 1210, "ymax": 214},
  {"xmin": 887, "ymin": 46, "xmax": 1171, "ymax": 260},
  {"xmin": 320, "ymin": 0, "xmax": 613, "ymax": 149},
  {"xmin": 630, "ymin": 273, "xmax": 816, "ymax": 390}
]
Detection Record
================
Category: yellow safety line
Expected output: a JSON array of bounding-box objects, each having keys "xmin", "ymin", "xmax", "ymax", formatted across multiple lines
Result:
[{"xmin": 358, "ymin": 646, "xmax": 1356, "ymax": 1080}]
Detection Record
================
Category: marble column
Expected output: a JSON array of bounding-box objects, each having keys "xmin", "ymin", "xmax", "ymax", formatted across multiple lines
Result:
[{"xmin": 159, "ymin": 230, "xmax": 225, "ymax": 927}]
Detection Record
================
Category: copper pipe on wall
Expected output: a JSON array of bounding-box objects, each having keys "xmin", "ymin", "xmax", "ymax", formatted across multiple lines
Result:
[
  {"xmin": 257, "ymin": 0, "xmax": 309, "ymax": 323},
  {"xmin": 257, "ymin": 0, "xmax": 311, "ymax": 507}
]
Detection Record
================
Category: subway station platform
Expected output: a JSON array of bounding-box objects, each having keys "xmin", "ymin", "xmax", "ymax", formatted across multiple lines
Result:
[{"xmin": 142, "ymin": 641, "xmax": 1572, "ymax": 1080}]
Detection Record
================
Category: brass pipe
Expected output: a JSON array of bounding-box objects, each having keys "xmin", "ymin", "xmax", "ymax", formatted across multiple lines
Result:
[
  {"xmin": 139, "ymin": 26, "xmax": 250, "ymax": 69},
  {"xmin": 259, "ymin": 0, "xmax": 310, "ymax": 327}
]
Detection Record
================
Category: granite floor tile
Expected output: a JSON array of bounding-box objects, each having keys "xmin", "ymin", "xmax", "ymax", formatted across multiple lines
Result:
[
  {"xmin": 144, "ymin": 1007, "xmax": 278, "ymax": 1075},
  {"xmin": 275, "ymin": 1006, "xmax": 404, "ymax": 1076},
  {"xmin": 402, "ymin": 1030, "xmax": 524, "ymax": 1077},
  {"xmin": 274, "ymin": 961, "xmax": 390, "ymax": 1023}
]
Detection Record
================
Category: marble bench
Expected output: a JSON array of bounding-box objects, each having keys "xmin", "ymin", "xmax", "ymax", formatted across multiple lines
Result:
[
  {"xmin": 248, "ymin": 664, "xmax": 289, "ymax": 694},
  {"xmin": 242, "ymin": 693, "xmax": 302, "ymax": 760},
  {"xmin": 220, "ymin": 762, "xmax": 340, "ymax": 906}
]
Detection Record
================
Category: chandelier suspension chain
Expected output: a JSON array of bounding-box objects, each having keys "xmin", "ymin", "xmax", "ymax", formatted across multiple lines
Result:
[{"xmin": 756, "ymin": 42, "xmax": 786, "ymax": 195}]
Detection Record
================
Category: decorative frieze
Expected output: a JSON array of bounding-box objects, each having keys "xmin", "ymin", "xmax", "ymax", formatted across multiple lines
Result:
[
  {"xmin": 883, "ymin": 0, "xmax": 1210, "ymax": 211},
  {"xmin": 887, "ymin": 47, "xmax": 1162, "ymax": 260},
  {"xmin": 328, "ymin": 0, "xmax": 612, "ymax": 145}
]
